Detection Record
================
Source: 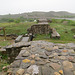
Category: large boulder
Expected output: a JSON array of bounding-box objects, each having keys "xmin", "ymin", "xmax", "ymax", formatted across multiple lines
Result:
[{"xmin": 51, "ymin": 28, "xmax": 60, "ymax": 39}]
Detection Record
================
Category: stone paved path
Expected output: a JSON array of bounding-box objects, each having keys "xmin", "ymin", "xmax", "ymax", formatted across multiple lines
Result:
[{"xmin": 3, "ymin": 41, "xmax": 75, "ymax": 75}]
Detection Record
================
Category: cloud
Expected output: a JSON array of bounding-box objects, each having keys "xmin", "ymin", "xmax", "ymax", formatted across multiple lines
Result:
[{"xmin": 0, "ymin": 0, "xmax": 75, "ymax": 15}]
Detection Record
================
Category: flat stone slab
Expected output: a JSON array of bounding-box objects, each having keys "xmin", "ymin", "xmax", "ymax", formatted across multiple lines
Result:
[
  {"xmin": 21, "ymin": 37, "xmax": 29, "ymax": 42},
  {"xmin": 3, "ymin": 41, "xmax": 75, "ymax": 75}
]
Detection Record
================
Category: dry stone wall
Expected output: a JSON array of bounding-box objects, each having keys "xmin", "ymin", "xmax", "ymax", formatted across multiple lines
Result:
[
  {"xmin": 3, "ymin": 41, "xmax": 75, "ymax": 75},
  {"xmin": 27, "ymin": 24, "xmax": 52, "ymax": 34}
]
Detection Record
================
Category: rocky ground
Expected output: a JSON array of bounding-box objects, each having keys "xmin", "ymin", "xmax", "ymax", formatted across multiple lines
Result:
[{"xmin": 1, "ymin": 41, "xmax": 75, "ymax": 75}]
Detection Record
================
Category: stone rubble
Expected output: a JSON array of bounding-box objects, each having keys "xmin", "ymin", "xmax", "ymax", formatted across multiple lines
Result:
[{"xmin": 2, "ymin": 41, "xmax": 75, "ymax": 75}]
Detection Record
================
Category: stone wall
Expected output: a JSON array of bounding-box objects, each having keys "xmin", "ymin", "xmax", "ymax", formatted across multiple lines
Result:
[
  {"xmin": 5, "ymin": 42, "xmax": 31, "ymax": 63},
  {"xmin": 27, "ymin": 24, "xmax": 52, "ymax": 34}
]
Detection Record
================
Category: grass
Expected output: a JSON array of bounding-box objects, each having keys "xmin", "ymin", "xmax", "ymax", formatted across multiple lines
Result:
[
  {"xmin": 0, "ymin": 19, "xmax": 75, "ymax": 72},
  {"xmin": 0, "ymin": 22, "xmax": 37, "ymax": 35},
  {"xmin": 0, "ymin": 36, "xmax": 14, "ymax": 46},
  {"xmin": 33, "ymin": 19, "xmax": 75, "ymax": 43},
  {"xmin": 0, "ymin": 22, "xmax": 36, "ymax": 46},
  {"xmin": 0, "ymin": 20, "xmax": 75, "ymax": 46},
  {"xmin": 0, "ymin": 52, "xmax": 8, "ymax": 72}
]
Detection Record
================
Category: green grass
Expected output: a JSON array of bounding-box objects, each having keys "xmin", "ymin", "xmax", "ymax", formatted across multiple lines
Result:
[
  {"xmin": 0, "ymin": 22, "xmax": 37, "ymax": 35},
  {"xmin": 0, "ymin": 20, "xmax": 75, "ymax": 45},
  {"xmin": 0, "ymin": 52, "xmax": 8, "ymax": 72},
  {"xmin": 33, "ymin": 19, "xmax": 75, "ymax": 43}
]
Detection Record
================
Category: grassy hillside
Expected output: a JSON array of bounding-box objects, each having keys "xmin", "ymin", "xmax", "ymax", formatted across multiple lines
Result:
[
  {"xmin": 0, "ymin": 22, "xmax": 36, "ymax": 35},
  {"xmin": 0, "ymin": 11, "xmax": 75, "ymax": 19},
  {"xmin": 0, "ymin": 19, "xmax": 75, "ymax": 47},
  {"xmin": 33, "ymin": 19, "xmax": 75, "ymax": 43}
]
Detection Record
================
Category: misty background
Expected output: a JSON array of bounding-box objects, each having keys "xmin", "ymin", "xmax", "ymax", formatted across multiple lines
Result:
[{"xmin": 0, "ymin": 0, "xmax": 75, "ymax": 15}]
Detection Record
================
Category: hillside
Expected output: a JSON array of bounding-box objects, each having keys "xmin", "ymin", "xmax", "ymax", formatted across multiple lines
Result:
[{"xmin": 0, "ymin": 11, "xmax": 75, "ymax": 19}]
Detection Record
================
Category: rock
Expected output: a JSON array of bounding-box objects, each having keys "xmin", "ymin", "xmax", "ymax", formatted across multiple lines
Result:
[
  {"xmin": 53, "ymin": 46, "xmax": 58, "ymax": 50},
  {"xmin": 54, "ymin": 72, "xmax": 60, "ymax": 75},
  {"xmin": 39, "ymin": 55, "xmax": 47, "ymax": 59},
  {"xmin": 42, "ymin": 66, "xmax": 52, "ymax": 75},
  {"xmin": 50, "ymin": 63, "xmax": 61, "ymax": 70},
  {"xmin": 45, "ymin": 51, "xmax": 51, "ymax": 56},
  {"xmin": 30, "ymin": 60, "xmax": 35, "ymax": 64},
  {"xmin": 22, "ymin": 59, "xmax": 30, "ymax": 63},
  {"xmin": 63, "ymin": 61, "xmax": 73, "ymax": 69},
  {"xmin": 16, "ymin": 69, "xmax": 25, "ymax": 75},
  {"xmin": 7, "ymin": 68, "xmax": 13, "ymax": 75},
  {"xmin": 45, "ymin": 47, "xmax": 53, "ymax": 52},
  {"xmin": 59, "ymin": 70, "xmax": 63, "ymax": 75},
  {"xmin": 68, "ymin": 49, "xmax": 74, "ymax": 53},
  {"xmin": 61, "ymin": 52, "xmax": 68, "ymax": 56},
  {"xmin": 68, "ymin": 56, "xmax": 75, "ymax": 63},
  {"xmin": 24, "ymin": 74, "xmax": 30, "ymax": 75},
  {"xmin": 63, "ymin": 68, "xmax": 74, "ymax": 75},
  {"xmin": 51, "ymin": 28, "xmax": 60, "ymax": 39},
  {"xmin": 10, "ymin": 60, "xmax": 21, "ymax": 68},
  {"xmin": 68, "ymin": 56, "xmax": 74, "ymax": 62},
  {"xmin": 37, "ymin": 61, "xmax": 46, "ymax": 65},
  {"xmin": 63, "ymin": 61, "xmax": 74, "ymax": 75},
  {"xmin": 27, "ymin": 65, "xmax": 39, "ymax": 75},
  {"xmin": 41, "ymin": 46, "xmax": 45, "ymax": 49},
  {"xmin": 73, "ymin": 71, "xmax": 75, "ymax": 75},
  {"xmin": 15, "ymin": 55, "xmax": 25, "ymax": 60},
  {"xmin": 49, "ymin": 55, "xmax": 54, "ymax": 59},
  {"xmin": 35, "ymin": 57, "xmax": 41, "ymax": 61},
  {"xmin": 62, "ymin": 50, "xmax": 68, "ymax": 52},
  {"xmin": 29, "ymin": 54, "xmax": 35, "ymax": 59},
  {"xmin": 69, "ymin": 52, "xmax": 75, "ymax": 56},
  {"xmin": 22, "ymin": 51, "xmax": 30, "ymax": 57},
  {"xmin": 59, "ymin": 56, "xmax": 67, "ymax": 60},
  {"xmin": 49, "ymin": 59, "xmax": 59, "ymax": 63},
  {"xmin": 20, "ymin": 62, "xmax": 30, "ymax": 69}
]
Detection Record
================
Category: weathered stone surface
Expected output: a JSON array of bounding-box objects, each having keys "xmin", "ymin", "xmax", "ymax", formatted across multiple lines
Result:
[
  {"xmin": 3, "ymin": 41, "xmax": 75, "ymax": 75},
  {"xmin": 53, "ymin": 46, "xmax": 58, "ymax": 50},
  {"xmin": 50, "ymin": 63, "xmax": 61, "ymax": 70},
  {"xmin": 49, "ymin": 55, "xmax": 54, "ymax": 59},
  {"xmin": 27, "ymin": 65, "xmax": 39, "ymax": 75},
  {"xmin": 7, "ymin": 68, "xmax": 13, "ymax": 75},
  {"xmin": 42, "ymin": 66, "xmax": 52, "ymax": 75},
  {"xmin": 20, "ymin": 62, "xmax": 30, "ymax": 69},
  {"xmin": 45, "ymin": 47, "xmax": 53, "ymax": 52},
  {"xmin": 22, "ymin": 51, "xmax": 30, "ymax": 57},
  {"xmin": 45, "ymin": 51, "xmax": 51, "ymax": 56},
  {"xmin": 51, "ymin": 28, "xmax": 60, "ymax": 39},
  {"xmin": 63, "ymin": 61, "xmax": 73, "ymax": 69},
  {"xmin": 10, "ymin": 60, "xmax": 21, "ymax": 68},
  {"xmin": 39, "ymin": 55, "xmax": 47, "ymax": 59},
  {"xmin": 59, "ymin": 56, "xmax": 67, "ymax": 60},
  {"xmin": 15, "ymin": 35, "xmax": 23, "ymax": 43},
  {"xmin": 36, "ymin": 61, "xmax": 46, "ymax": 65},
  {"xmin": 27, "ymin": 24, "xmax": 52, "ymax": 34},
  {"xmin": 54, "ymin": 72, "xmax": 60, "ymax": 75},
  {"xmin": 16, "ymin": 68, "xmax": 25, "ymax": 75}
]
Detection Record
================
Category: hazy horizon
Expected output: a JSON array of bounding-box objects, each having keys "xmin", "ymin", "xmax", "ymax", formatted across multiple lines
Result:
[{"xmin": 0, "ymin": 0, "xmax": 75, "ymax": 15}]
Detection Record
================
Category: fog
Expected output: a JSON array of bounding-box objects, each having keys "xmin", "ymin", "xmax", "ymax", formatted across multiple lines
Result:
[{"xmin": 0, "ymin": 0, "xmax": 75, "ymax": 15}]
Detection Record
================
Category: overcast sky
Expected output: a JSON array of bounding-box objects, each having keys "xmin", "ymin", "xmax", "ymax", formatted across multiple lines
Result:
[{"xmin": 0, "ymin": 0, "xmax": 75, "ymax": 15}]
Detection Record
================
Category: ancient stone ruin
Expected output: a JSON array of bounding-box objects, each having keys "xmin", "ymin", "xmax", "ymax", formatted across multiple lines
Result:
[
  {"xmin": 27, "ymin": 19, "xmax": 52, "ymax": 34},
  {"xmin": 27, "ymin": 19, "xmax": 60, "ymax": 39},
  {"xmin": 2, "ymin": 41, "xmax": 75, "ymax": 75}
]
